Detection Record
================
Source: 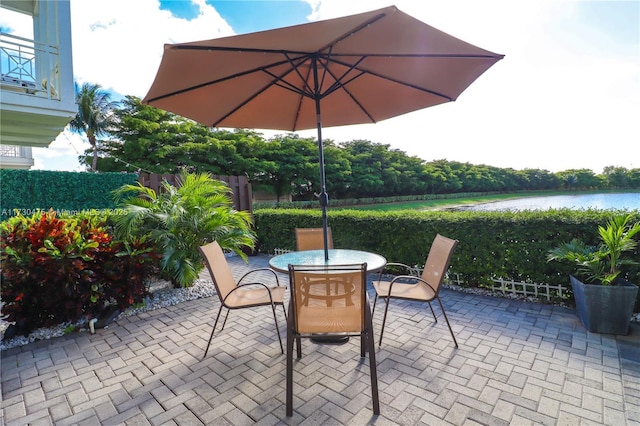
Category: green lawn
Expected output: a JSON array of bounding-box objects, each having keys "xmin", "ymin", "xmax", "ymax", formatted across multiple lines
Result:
[{"xmin": 338, "ymin": 191, "xmax": 587, "ymax": 211}]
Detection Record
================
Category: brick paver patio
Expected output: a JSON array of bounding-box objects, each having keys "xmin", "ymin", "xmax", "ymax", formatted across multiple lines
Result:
[{"xmin": 2, "ymin": 254, "xmax": 639, "ymax": 425}]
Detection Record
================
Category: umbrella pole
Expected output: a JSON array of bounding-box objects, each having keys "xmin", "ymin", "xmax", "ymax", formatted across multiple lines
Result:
[
  {"xmin": 316, "ymin": 108, "xmax": 329, "ymax": 261},
  {"xmin": 313, "ymin": 58, "xmax": 330, "ymax": 261}
]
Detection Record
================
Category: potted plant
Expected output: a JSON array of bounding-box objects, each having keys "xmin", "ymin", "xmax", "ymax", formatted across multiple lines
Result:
[{"xmin": 547, "ymin": 213, "xmax": 640, "ymax": 334}]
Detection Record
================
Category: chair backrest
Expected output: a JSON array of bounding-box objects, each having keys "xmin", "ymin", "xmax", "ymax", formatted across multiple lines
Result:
[
  {"xmin": 420, "ymin": 234, "xmax": 458, "ymax": 293},
  {"xmin": 199, "ymin": 241, "xmax": 237, "ymax": 303},
  {"xmin": 295, "ymin": 227, "xmax": 333, "ymax": 251},
  {"xmin": 288, "ymin": 263, "xmax": 366, "ymax": 334}
]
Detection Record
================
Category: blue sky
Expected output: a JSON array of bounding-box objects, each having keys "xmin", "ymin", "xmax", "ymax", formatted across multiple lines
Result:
[
  {"xmin": 160, "ymin": 1, "xmax": 313, "ymax": 32},
  {"xmin": 2, "ymin": 0, "xmax": 637, "ymax": 173}
]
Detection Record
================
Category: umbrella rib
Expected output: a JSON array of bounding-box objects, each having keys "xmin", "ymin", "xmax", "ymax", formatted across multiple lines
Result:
[
  {"xmin": 260, "ymin": 67, "xmax": 314, "ymax": 130},
  {"xmin": 210, "ymin": 52, "xmax": 323, "ymax": 128},
  {"xmin": 144, "ymin": 52, "xmax": 310, "ymax": 103},
  {"xmin": 317, "ymin": 54, "xmax": 367, "ymax": 98},
  {"xmin": 174, "ymin": 43, "xmax": 501, "ymax": 60},
  {"xmin": 332, "ymin": 52, "xmax": 503, "ymax": 59},
  {"xmin": 170, "ymin": 10, "xmax": 389, "ymax": 57},
  {"xmin": 327, "ymin": 55, "xmax": 455, "ymax": 101},
  {"xmin": 316, "ymin": 11, "xmax": 389, "ymax": 55},
  {"xmin": 316, "ymin": 46, "xmax": 334, "ymax": 98},
  {"xmin": 211, "ymin": 57, "xmax": 313, "ymax": 128},
  {"xmin": 313, "ymin": 54, "xmax": 377, "ymax": 123},
  {"xmin": 281, "ymin": 52, "xmax": 316, "ymax": 97},
  {"xmin": 324, "ymin": 69, "xmax": 377, "ymax": 123},
  {"xmin": 173, "ymin": 44, "xmax": 313, "ymax": 55},
  {"xmin": 262, "ymin": 68, "xmax": 312, "ymax": 98},
  {"xmin": 283, "ymin": 53, "xmax": 314, "ymax": 130}
]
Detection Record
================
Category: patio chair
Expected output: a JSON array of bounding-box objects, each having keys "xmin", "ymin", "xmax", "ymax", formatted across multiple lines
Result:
[
  {"xmin": 199, "ymin": 241, "xmax": 286, "ymax": 359},
  {"xmin": 372, "ymin": 234, "xmax": 459, "ymax": 348},
  {"xmin": 295, "ymin": 226, "xmax": 340, "ymax": 308},
  {"xmin": 295, "ymin": 227, "xmax": 333, "ymax": 251},
  {"xmin": 286, "ymin": 263, "xmax": 380, "ymax": 417}
]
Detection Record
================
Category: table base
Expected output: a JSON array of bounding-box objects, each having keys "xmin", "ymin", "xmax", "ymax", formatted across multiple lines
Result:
[{"xmin": 311, "ymin": 334, "xmax": 350, "ymax": 344}]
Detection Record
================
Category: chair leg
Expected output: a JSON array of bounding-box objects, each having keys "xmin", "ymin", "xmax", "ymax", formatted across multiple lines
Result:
[
  {"xmin": 296, "ymin": 336, "xmax": 302, "ymax": 359},
  {"xmin": 270, "ymin": 303, "xmax": 284, "ymax": 354},
  {"xmin": 372, "ymin": 293, "xmax": 379, "ymax": 316},
  {"xmin": 378, "ymin": 297, "xmax": 391, "ymax": 347},
  {"xmin": 436, "ymin": 297, "xmax": 458, "ymax": 348},
  {"xmin": 428, "ymin": 301, "xmax": 437, "ymax": 323},
  {"xmin": 365, "ymin": 304, "xmax": 380, "ymax": 415},
  {"xmin": 203, "ymin": 305, "xmax": 225, "ymax": 360},
  {"xmin": 220, "ymin": 308, "xmax": 231, "ymax": 331},
  {"xmin": 286, "ymin": 302, "xmax": 294, "ymax": 417}
]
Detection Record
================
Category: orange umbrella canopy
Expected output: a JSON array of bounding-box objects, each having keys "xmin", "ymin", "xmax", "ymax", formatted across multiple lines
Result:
[
  {"xmin": 142, "ymin": 5, "xmax": 503, "ymax": 131},
  {"xmin": 143, "ymin": 5, "xmax": 503, "ymax": 259}
]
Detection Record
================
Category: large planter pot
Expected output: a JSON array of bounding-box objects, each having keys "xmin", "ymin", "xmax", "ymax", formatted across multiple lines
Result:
[{"xmin": 570, "ymin": 275, "xmax": 638, "ymax": 335}]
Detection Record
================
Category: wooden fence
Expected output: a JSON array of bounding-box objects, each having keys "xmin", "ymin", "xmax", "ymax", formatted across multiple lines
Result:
[{"xmin": 137, "ymin": 173, "xmax": 253, "ymax": 212}]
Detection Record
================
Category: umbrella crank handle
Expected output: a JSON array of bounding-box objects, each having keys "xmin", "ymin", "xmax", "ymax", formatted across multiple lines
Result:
[{"xmin": 315, "ymin": 192, "xmax": 329, "ymax": 207}]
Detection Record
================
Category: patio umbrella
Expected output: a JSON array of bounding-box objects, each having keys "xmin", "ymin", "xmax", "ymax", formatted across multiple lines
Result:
[{"xmin": 142, "ymin": 5, "xmax": 504, "ymax": 260}]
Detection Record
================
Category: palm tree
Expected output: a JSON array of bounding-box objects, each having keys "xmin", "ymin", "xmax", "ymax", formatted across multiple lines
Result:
[
  {"xmin": 69, "ymin": 82, "xmax": 117, "ymax": 171},
  {"xmin": 112, "ymin": 171, "xmax": 256, "ymax": 287}
]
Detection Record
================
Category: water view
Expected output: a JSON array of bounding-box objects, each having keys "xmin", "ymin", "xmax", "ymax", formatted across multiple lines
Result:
[{"xmin": 462, "ymin": 192, "xmax": 640, "ymax": 211}]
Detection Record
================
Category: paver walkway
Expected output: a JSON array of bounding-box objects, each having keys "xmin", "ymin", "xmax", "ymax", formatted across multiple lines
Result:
[{"xmin": 2, "ymin": 255, "xmax": 639, "ymax": 425}]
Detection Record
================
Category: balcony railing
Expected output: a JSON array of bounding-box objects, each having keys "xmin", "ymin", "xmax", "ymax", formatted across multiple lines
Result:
[
  {"xmin": 0, "ymin": 144, "xmax": 34, "ymax": 169},
  {"xmin": 0, "ymin": 144, "xmax": 30, "ymax": 157},
  {"xmin": 0, "ymin": 31, "xmax": 60, "ymax": 101}
]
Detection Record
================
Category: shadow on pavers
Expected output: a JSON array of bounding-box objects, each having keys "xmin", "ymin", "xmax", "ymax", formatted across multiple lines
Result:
[{"xmin": 617, "ymin": 323, "xmax": 640, "ymax": 364}]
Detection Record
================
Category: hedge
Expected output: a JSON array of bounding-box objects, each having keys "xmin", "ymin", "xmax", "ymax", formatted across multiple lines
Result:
[
  {"xmin": 0, "ymin": 169, "xmax": 138, "ymax": 221},
  {"xmin": 253, "ymin": 208, "xmax": 640, "ymax": 290}
]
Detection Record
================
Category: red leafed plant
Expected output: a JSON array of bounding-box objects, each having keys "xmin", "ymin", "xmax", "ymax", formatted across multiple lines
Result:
[{"xmin": 1, "ymin": 210, "xmax": 159, "ymax": 336}]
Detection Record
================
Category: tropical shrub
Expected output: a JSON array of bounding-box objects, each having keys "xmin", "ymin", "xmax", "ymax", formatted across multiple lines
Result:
[
  {"xmin": 112, "ymin": 171, "xmax": 256, "ymax": 288},
  {"xmin": 547, "ymin": 213, "xmax": 640, "ymax": 285},
  {"xmin": 1, "ymin": 210, "xmax": 158, "ymax": 336},
  {"xmin": 95, "ymin": 236, "xmax": 160, "ymax": 310}
]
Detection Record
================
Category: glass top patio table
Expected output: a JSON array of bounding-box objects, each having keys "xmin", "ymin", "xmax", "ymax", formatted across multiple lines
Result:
[{"xmin": 269, "ymin": 249, "xmax": 387, "ymax": 273}]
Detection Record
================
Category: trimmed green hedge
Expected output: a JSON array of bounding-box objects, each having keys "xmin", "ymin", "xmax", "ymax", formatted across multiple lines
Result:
[
  {"xmin": 253, "ymin": 208, "xmax": 640, "ymax": 290},
  {"xmin": 0, "ymin": 170, "xmax": 138, "ymax": 221}
]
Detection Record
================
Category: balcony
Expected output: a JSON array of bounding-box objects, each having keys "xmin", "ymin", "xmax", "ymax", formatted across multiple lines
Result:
[
  {"xmin": 0, "ymin": 0, "xmax": 75, "ymax": 157},
  {"xmin": 1, "ymin": 31, "xmax": 60, "ymax": 99},
  {"xmin": 0, "ymin": 144, "xmax": 34, "ymax": 169}
]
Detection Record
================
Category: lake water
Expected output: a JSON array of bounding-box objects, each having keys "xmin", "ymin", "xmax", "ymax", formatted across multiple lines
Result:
[{"xmin": 462, "ymin": 193, "xmax": 640, "ymax": 211}]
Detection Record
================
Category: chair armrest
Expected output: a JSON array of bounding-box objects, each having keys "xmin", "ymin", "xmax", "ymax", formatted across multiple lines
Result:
[
  {"xmin": 384, "ymin": 262, "xmax": 413, "ymax": 271},
  {"xmin": 377, "ymin": 262, "xmax": 419, "ymax": 282},
  {"xmin": 387, "ymin": 275, "xmax": 437, "ymax": 294},
  {"xmin": 238, "ymin": 268, "xmax": 281, "ymax": 287},
  {"xmin": 223, "ymin": 281, "xmax": 277, "ymax": 304}
]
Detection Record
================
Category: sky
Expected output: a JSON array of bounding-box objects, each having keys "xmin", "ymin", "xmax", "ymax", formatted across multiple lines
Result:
[{"xmin": 3, "ymin": 0, "xmax": 639, "ymax": 173}]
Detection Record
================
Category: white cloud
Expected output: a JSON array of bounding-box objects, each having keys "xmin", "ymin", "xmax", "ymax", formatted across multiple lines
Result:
[
  {"xmin": 34, "ymin": 0, "xmax": 236, "ymax": 171},
  {"xmin": 32, "ymin": 131, "xmax": 89, "ymax": 171},
  {"xmin": 297, "ymin": 0, "xmax": 640, "ymax": 173},
  {"xmin": 69, "ymin": 0, "xmax": 234, "ymax": 97},
  {"xmin": 33, "ymin": 0, "xmax": 639, "ymax": 173},
  {"xmin": 0, "ymin": 8, "xmax": 32, "ymax": 36}
]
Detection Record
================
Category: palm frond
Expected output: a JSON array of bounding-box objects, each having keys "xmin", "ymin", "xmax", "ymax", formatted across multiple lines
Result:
[{"xmin": 112, "ymin": 171, "xmax": 256, "ymax": 287}]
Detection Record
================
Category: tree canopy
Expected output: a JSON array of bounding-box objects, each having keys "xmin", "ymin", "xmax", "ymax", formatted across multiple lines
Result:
[{"xmin": 84, "ymin": 96, "xmax": 640, "ymax": 199}]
